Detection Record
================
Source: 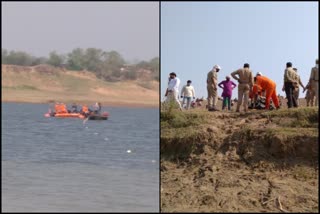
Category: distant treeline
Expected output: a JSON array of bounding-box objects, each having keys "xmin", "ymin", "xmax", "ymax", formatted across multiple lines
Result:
[{"xmin": 1, "ymin": 48, "xmax": 159, "ymax": 82}]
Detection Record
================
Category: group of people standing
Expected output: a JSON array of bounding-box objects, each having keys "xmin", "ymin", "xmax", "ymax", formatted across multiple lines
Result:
[
  {"xmin": 164, "ymin": 59, "xmax": 318, "ymax": 112},
  {"xmin": 283, "ymin": 60, "xmax": 318, "ymax": 108},
  {"xmin": 165, "ymin": 72, "xmax": 195, "ymax": 110}
]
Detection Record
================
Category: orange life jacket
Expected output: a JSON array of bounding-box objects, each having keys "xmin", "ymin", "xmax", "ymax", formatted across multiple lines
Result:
[
  {"xmin": 60, "ymin": 104, "xmax": 67, "ymax": 113},
  {"xmin": 82, "ymin": 105, "xmax": 89, "ymax": 113},
  {"xmin": 55, "ymin": 103, "xmax": 67, "ymax": 113}
]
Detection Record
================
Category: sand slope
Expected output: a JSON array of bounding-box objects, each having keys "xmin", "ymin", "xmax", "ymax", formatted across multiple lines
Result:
[{"xmin": 1, "ymin": 64, "xmax": 159, "ymax": 107}]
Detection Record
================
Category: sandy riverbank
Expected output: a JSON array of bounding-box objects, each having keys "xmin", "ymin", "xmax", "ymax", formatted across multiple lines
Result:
[{"xmin": 2, "ymin": 64, "xmax": 159, "ymax": 108}]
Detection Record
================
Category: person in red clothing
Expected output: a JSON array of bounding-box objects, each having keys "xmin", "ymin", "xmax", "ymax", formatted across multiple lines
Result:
[{"xmin": 254, "ymin": 75, "xmax": 280, "ymax": 110}]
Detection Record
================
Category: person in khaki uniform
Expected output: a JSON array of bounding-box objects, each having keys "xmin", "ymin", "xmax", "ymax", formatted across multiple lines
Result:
[
  {"xmin": 292, "ymin": 68, "xmax": 305, "ymax": 107},
  {"xmin": 231, "ymin": 63, "xmax": 253, "ymax": 112},
  {"xmin": 309, "ymin": 59, "xmax": 319, "ymax": 106},
  {"xmin": 283, "ymin": 62, "xmax": 298, "ymax": 108},
  {"xmin": 207, "ymin": 65, "xmax": 221, "ymax": 111},
  {"xmin": 303, "ymin": 81, "xmax": 315, "ymax": 107}
]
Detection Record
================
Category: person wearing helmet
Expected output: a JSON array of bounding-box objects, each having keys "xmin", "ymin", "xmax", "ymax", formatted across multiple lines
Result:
[
  {"xmin": 254, "ymin": 75, "xmax": 280, "ymax": 110},
  {"xmin": 218, "ymin": 75, "xmax": 237, "ymax": 111},
  {"xmin": 231, "ymin": 63, "xmax": 254, "ymax": 112},
  {"xmin": 253, "ymin": 71, "xmax": 266, "ymax": 98},
  {"xmin": 207, "ymin": 65, "xmax": 221, "ymax": 111}
]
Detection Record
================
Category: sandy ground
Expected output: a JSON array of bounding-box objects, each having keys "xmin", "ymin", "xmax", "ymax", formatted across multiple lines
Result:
[
  {"xmin": 161, "ymin": 100, "xmax": 318, "ymax": 212},
  {"xmin": 161, "ymin": 157, "xmax": 318, "ymax": 212},
  {"xmin": 2, "ymin": 64, "xmax": 159, "ymax": 108}
]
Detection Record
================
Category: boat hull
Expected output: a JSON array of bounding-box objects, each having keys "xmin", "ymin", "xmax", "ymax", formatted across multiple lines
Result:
[
  {"xmin": 54, "ymin": 113, "xmax": 82, "ymax": 118},
  {"xmin": 88, "ymin": 115, "xmax": 108, "ymax": 120}
]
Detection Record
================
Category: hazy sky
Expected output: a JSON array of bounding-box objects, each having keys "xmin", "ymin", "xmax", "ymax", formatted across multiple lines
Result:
[
  {"xmin": 2, "ymin": 1, "xmax": 159, "ymax": 62},
  {"xmin": 161, "ymin": 2, "xmax": 318, "ymax": 99}
]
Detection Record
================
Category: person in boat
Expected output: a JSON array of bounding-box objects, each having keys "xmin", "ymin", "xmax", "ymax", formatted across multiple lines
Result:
[
  {"xmin": 60, "ymin": 103, "xmax": 68, "ymax": 113},
  {"xmin": 93, "ymin": 102, "xmax": 102, "ymax": 114},
  {"xmin": 80, "ymin": 105, "xmax": 91, "ymax": 117},
  {"xmin": 71, "ymin": 103, "xmax": 78, "ymax": 113},
  {"xmin": 54, "ymin": 103, "xmax": 60, "ymax": 113},
  {"xmin": 54, "ymin": 102, "xmax": 67, "ymax": 114},
  {"xmin": 48, "ymin": 108, "xmax": 55, "ymax": 117}
]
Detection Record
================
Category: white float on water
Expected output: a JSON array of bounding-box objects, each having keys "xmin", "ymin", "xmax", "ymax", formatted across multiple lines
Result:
[
  {"xmin": 127, "ymin": 150, "xmax": 132, "ymax": 153},
  {"xmin": 151, "ymin": 160, "xmax": 156, "ymax": 163}
]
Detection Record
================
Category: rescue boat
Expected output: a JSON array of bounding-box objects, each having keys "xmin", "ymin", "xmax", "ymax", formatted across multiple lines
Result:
[{"xmin": 44, "ymin": 112, "xmax": 108, "ymax": 120}]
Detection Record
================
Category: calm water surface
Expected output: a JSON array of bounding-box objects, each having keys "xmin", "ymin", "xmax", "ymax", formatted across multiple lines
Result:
[{"xmin": 2, "ymin": 103, "xmax": 159, "ymax": 212}]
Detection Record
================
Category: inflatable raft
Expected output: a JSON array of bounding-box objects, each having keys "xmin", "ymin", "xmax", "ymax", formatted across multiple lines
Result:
[
  {"xmin": 55, "ymin": 113, "xmax": 83, "ymax": 118},
  {"xmin": 44, "ymin": 112, "xmax": 108, "ymax": 120},
  {"xmin": 44, "ymin": 112, "xmax": 84, "ymax": 118}
]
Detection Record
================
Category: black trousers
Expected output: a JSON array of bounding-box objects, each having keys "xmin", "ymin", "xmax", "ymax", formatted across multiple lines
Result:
[{"xmin": 284, "ymin": 82, "xmax": 297, "ymax": 108}]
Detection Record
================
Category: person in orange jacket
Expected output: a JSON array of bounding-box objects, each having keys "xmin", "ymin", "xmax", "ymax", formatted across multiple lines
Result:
[
  {"xmin": 55, "ymin": 102, "xmax": 67, "ymax": 113},
  {"xmin": 80, "ymin": 105, "xmax": 91, "ymax": 116},
  {"xmin": 254, "ymin": 74, "xmax": 280, "ymax": 110},
  {"xmin": 81, "ymin": 105, "xmax": 89, "ymax": 114},
  {"xmin": 60, "ymin": 103, "xmax": 68, "ymax": 113},
  {"xmin": 249, "ymin": 83, "xmax": 263, "ymax": 108},
  {"xmin": 55, "ymin": 103, "xmax": 60, "ymax": 113}
]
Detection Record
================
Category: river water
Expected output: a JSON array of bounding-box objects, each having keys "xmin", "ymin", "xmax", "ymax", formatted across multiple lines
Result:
[{"xmin": 2, "ymin": 102, "xmax": 159, "ymax": 212}]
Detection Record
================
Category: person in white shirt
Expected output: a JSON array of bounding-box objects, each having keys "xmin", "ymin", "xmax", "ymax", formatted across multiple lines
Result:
[
  {"xmin": 165, "ymin": 72, "xmax": 182, "ymax": 110},
  {"xmin": 180, "ymin": 80, "xmax": 196, "ymax": 110}
]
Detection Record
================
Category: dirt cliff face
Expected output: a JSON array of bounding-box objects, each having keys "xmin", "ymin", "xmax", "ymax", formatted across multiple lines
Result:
[{"xmin": 161, "ymin": 107, "xmax": 318, "ymax": 212}]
